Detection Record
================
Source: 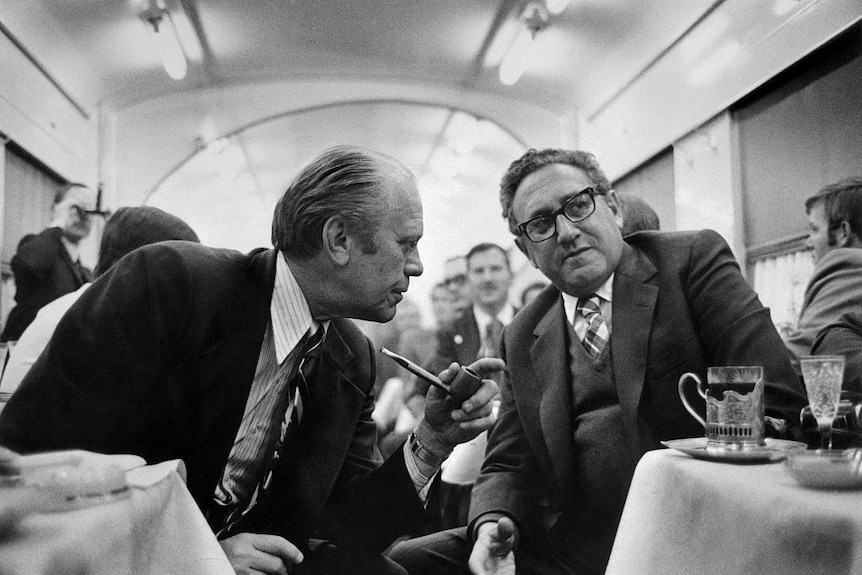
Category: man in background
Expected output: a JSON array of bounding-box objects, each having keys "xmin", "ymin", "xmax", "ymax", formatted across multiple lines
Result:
[
  {"xmin": 617, "ymin": 191, "xmax": 660, "ymax": 236},
  {"xmin": 1, "ymin": 183, "xmax": 96, "ymax": 342},
  {"xmin": 783, "ymin": 176, "xmax": 862, "ymax": 373},
  {"xmin": 0, "ymin": 206, "xmax": 200, "ymax": 392},
  {"xmin": 0, "ymin": 146, "xmax": 501, "ymax": 575}
]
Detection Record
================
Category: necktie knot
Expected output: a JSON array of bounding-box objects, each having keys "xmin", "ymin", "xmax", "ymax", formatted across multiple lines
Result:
[{"xmin": 576, "ymin": 294, "xmax": 608, "ymax": 358}]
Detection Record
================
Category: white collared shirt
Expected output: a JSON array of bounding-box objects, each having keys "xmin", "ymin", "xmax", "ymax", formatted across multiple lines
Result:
[
  {"xmin": 562, "ymin": 274, "xmax": 614, "ymax": 340},
  {"xmin": 213, "ymin": 252, "xmax": 326, "ymax": 507}
]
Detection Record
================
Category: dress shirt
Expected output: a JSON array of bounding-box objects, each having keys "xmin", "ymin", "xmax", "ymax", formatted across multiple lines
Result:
[
  {"xmin": 562, "ymin": 274, "xmax": 614, "ymax": 339},
  {"xmin": 214, "ymin": 253, "xmax": 325, "ymax": 508}
]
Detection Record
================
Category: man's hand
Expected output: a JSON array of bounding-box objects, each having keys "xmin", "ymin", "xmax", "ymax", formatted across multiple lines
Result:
[
  {"xmin": 421, "ymin": 357, "xmax": 503, "ymax": 448},
  {"xmin": 219, "ymin": 532, "xmax": 304, "ymax": 575},
  {"xmin": 469, "ymin": 518, "xmax": 517, "ymax": 575}
]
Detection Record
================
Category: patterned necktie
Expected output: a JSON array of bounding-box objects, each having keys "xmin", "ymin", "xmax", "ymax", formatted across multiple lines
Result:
[
  {"xmin": 483, "ymin": 318, "xmax": 504, "ymax": 358},
  {"xmin": 576, "ymin": 294, "xmax": 608, "ymax": 358},
  {"xmin": 212, "ymin": 326, "xmax": 325, "ymax": 537}
]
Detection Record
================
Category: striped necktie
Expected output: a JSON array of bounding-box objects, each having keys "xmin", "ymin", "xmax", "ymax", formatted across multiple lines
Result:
[{"xmin": 576, "ymin": 294, "xmax": 608, "ymax": 358}]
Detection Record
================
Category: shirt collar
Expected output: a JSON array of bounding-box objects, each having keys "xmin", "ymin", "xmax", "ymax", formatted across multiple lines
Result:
[
  {"xmin": 271, "ymin": 252, "xmax": 328, "ymax": 364},
  {"xmin": 472, "ymin": 303, "xmax": 516, "ymax": 332},
  {"xmin": 561, "ymin": 273, "xmax": 614, "ymax": 323}
]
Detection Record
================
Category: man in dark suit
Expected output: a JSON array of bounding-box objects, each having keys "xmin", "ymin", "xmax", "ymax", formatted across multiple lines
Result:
[
  {"xmin": 0, "ymin": 146, "xmax": 502, "ymax": 575},
  {"xmin": 387, "ymin": 148, "xmax": 807, "ymax": 575},
  {"xmin": 1, "ymin": 183, "xmax": 95, "ymax": 342}
]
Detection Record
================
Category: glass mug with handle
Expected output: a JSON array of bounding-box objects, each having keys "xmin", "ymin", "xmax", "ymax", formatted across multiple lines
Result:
[{"xmin": 678, "ymin": 366, "xmax": 765, "ymax": 449}]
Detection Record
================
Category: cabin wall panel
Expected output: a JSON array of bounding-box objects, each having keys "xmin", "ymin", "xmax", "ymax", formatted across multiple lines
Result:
[{"xmin": 0, "ymin": 30, "xmax": 97, "ymax": 185}]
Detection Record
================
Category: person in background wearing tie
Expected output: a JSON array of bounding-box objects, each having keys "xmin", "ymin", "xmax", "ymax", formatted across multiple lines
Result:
[
  {"xmin": 427, "ymin": 242, "xmax": 515, "ymax": 530},
  {"xmin": 0, "ymin": 145, "xmax": 502, "ymax": 575},
  {"xmin": 0, "ymin": 183, "xmax": 96, "ymax": 343},
  {"xmin": 387, "ymin": 148, "xmax": 807, "ymax": 575}
]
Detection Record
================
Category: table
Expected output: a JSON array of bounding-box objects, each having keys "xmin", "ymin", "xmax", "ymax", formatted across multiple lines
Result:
[
  {"xmin": 0, "ymin": 459, "xmax": 235, "ymax": 575},
  {"xmin": 606, "ymin": 448, "xmax": 862, "ymax": 575}
]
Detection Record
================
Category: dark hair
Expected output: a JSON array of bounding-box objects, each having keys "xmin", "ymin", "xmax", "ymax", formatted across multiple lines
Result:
[
  {"xmin": 618, "ymin": 192, "xmax": 660, "ymax": 236},
  {"xmin": 54, "ymin": 183, "xmax": 89, "ymax": 205},
  {"xmin": 271, "ymin": 145, "xmax": 408, "ymax": 259},
  {"xmin": 499, "ymin": 148, "xmax": 612, "ymax": 235},
  {"xmin": 466, "ymin": 242, "xmax": 510, "ymax": 271},
  {"xmin": 805, "ymin": 176, "xmax": 862, "ymax": 238},
  {"xmin": 95, "ymin": 207, "xmax": 199, "ymax": 276},
  {"xmin": 520, "ymin": 280, "xmax": 549, "ymax": 307}
]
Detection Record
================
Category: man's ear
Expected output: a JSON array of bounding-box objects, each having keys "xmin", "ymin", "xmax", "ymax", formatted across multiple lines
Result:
[
  {"xmin": 515, "ymin": 236, "xmax": 539, "ymax": 269},
  {"xmin": 321, "ymin": 216, "xmax": 352, "ymax": 265}
]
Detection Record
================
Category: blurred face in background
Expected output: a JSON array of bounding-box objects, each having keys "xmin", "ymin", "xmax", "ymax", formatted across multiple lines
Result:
[
  {"xmin": 54, "ymin": 185, "xmax": 96, "ymax": 243},
  {"xmin": 805, "ymin": 200, "xmax": 837, "ymax": 263},
  {"xmin": 431, "ymin": 284, "xmax": 460, "ymax": 329},
  {"xmin": 443, "ymin": 255, "xmax": 470, "ymax": 316},
  {"xmin": 466, "ymin": 247, "xmax": 512, "ymax": 314}
]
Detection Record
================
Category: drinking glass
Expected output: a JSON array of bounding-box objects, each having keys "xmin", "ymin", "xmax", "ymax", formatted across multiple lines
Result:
[{"xmin": 800, "ymin": 355, "xmax": 845, "ymax": 449}]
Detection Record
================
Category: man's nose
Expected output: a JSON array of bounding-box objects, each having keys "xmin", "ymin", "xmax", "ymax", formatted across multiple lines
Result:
[
  {"xmin": 555, "ymin": 213, "xmax": 582, "ymax": 241},
  {"xmin": 406, "ymin": 251, "xmax": 423, "ymax": 277}
]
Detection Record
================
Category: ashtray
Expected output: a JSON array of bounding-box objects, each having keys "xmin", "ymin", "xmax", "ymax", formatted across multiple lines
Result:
[{"xmin": 785, "ymin": 449, "xmax": 862, "ymax": 490}]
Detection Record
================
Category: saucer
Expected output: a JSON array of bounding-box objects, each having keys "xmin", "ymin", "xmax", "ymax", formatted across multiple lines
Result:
[
  {"xmin": 661, "ymin": 437, "xmax": 807, "ymax": 463},
  {"xmin": 785, "ymin": 449, "xmax": 862, "ymax": 490}
]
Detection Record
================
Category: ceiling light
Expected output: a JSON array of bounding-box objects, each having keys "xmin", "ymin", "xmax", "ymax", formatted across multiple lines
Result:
[
  {"xmin": 544, "ymin": 0, "xmax": 571, "ymax": 15},
  {"xmin": 141, "ymin": 4, "xmax": 188, "ymax": 80},
  {"xmin": 498, "ymin": 2, "xmax": 550, "ymax": 86}
]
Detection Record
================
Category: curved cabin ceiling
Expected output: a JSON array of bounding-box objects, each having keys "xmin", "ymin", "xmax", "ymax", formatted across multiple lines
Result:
[{"xmin": 2, "ymin": 0, "xmax": 852, "ymax": 315}]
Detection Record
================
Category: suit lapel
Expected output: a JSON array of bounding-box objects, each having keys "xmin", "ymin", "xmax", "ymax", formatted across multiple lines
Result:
[
  {"xmin": 611, "ymin": 244, "xmax": 658, "ymax": 450},
  {"xmin": 531, "ymin": 297, "xmax": 575, "ymax": 491},
  {"xmin": 259, "ymin": 324, "xmax": 366, "ymax": 529}
]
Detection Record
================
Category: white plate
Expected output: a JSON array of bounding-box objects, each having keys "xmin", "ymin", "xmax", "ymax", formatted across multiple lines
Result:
[
  {"xmin": 785, "ymin": 450, "xmax": 862, "ymax": 490},
  {"xmin": 661, "ymin": 437, "xmax": 808, "ymax": 463}
]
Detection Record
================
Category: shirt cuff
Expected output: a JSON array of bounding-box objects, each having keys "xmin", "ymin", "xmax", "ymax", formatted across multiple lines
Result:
[{"xmin": 403, "ymin": 432, "xmax": 448, "ymax": 503}]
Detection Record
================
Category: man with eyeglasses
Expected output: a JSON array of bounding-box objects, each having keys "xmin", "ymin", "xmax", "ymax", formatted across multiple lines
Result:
[
  {"xmin": 1, "ymin": 183, "xmax": 96, "ymax": 343},
  {"xmin": 388, "ymin": 148, "xmax": 806, "ymax": 575}
]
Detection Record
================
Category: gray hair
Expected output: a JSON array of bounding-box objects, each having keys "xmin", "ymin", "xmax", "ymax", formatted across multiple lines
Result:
[
  {"xmin": 499, "ymin": 148, "xmax": 612, "ymax": 235},
  {"xmin": 271, "ymin": 145, "xmax": 403, "ymax": 258}
]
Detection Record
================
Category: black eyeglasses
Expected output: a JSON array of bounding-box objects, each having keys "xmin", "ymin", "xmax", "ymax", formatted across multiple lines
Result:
[{"xmin": 516, "ymin": 187, "xmax": 601, "ymax": 243}]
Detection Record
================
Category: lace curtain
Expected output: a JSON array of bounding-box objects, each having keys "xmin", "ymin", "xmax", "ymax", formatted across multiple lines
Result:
[{"xmin": 751, "ymin": 250, "xmax": 814, "ymax": 338}]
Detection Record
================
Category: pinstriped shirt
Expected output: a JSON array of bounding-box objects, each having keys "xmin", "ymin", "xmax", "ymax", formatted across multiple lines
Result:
[{"xmin": 213, "ymin": 252, "xmax": 327, "ymax": 507}]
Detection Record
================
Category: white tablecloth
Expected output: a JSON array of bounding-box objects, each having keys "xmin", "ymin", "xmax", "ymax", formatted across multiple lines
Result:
[
  {"xmin": 0, "ymin": 459, "xmax": 235, "ymax": 575},
  {"xmin": 607, "ymin": 449, "xmax": 862, "ymax": 575}
]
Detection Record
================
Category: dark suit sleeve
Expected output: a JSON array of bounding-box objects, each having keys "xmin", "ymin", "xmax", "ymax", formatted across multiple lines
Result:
[
  {"xmin": 468, "ymin": 336, "xmax": 547, "ymax": 543},
  {"xmin": 426, "ymin": 325, "xmax": 458, "ymax": 379},
  {"xmin": 0, "ymin": 245, "xmax": 195, "ymax": 457},
  {"xmin": 680, "ymin": 229, "xmax": 807, "ymax": 426},
  {"xmin": 318, "ymin": 336, "xmax": 430, "ymax": 552},
  {"xmin": 13, "ymin": 229, "xmax": 62, "ymax": 279}
]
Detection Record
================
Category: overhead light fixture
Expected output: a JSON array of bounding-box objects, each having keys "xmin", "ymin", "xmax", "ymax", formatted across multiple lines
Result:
[
  {"xmin": 544, "ymin": 0, "xmax": 571, "ymax": 15},
  {"xmin": 140, "ymin": 3, "xmax": 188, "ymax": 80},
  {"xmin": 498, "ymin": 2, "xmax": 550, "ymax": 86}
]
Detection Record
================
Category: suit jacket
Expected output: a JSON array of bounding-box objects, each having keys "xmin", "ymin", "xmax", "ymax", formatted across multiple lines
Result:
[
  {"xmin": 429, "ymin": 308, "xmax": 481, "ymax": 375},
  {"xmin": 784, "ymin": 247, "xmax": 862, "ymax": 373},
  {"xmin": 470, "ymin": 230, "xmax": 807, "ymax": 572},
  {"xmin": 0, "ymin": 242, "xmax": 427, "ymax": 552},
  {"xmin": 812, "ymin": 311, "xmax": 862, "ymax": 393},
  {"xmin": 1, "ymin": 227, "xmax": 92, "ymax": 342}
]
